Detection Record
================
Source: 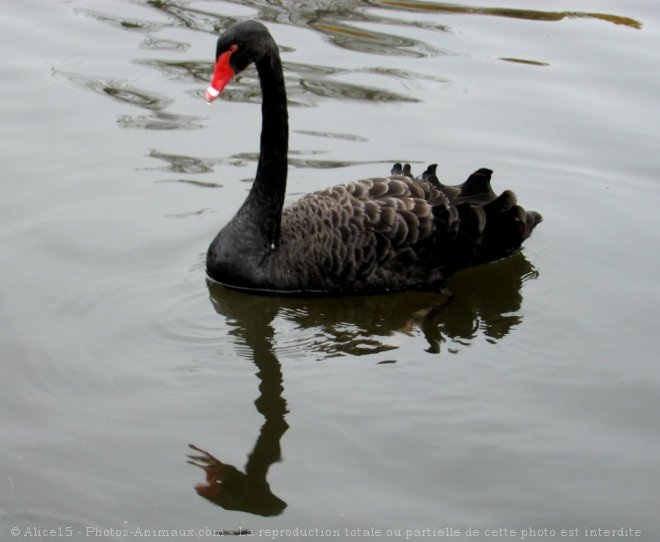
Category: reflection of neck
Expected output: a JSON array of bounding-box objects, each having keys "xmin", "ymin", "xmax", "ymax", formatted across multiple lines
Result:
[
  {"xmin": 247, "ymin": 341, "xmax": 288, "ymax": 479},
  {"xmin": 194, "ymin": 289, "xmax": 289, "ymax": 516},
  {"xmin": 236, "ymin": 48, "xmax": 289, "ymax": 248},
  {"xmin": 243, "ymin": 308, "xmax": 289, "ymax": 481}
]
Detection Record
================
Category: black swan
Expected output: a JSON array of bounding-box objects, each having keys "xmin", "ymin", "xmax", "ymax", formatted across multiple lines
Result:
[{"xmin": 204, "ymin": 21, "xmax": 541, "ymax": 295}]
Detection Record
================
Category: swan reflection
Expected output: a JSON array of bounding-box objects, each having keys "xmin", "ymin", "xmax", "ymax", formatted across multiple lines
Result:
[
  {"xmin": 188, "ymin": 277, "xmax": 290, "ymax": 517},
  {"xmin": 210, "ymin": 251, "xmax": 537, "ymax": 357},
  {"xmin": 189, "ymin": 252, "xmax": 537, "ymax": 515}
]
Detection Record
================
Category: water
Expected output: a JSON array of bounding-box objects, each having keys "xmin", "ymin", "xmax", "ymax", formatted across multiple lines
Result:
[{"xmin": 1, "ymin": 0, "xmax": 659, "ymax": 540}]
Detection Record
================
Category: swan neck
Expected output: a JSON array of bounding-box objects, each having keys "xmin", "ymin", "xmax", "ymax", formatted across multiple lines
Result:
[{"xmin": 242, "ymin": 47, "xmax": 288, "ymax": 246}]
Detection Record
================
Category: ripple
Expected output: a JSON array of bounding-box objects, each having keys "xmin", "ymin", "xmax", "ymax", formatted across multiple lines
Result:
[
  {"xmin": 146, "ymin": 1, "xmax": 236, "ymax": 33},
  {"xmin": 141, "ymin": 280, "xmax": 224, "ymax": 355},
  {"xmin": 205, "ymin": 253, "xmax": 539, "ymax": 359},
  {"xmin": 156, "ymin": 179, "xmax": 223, "ymax": 189},
  {"xmin": 222, "ymin": 151, "xmax": 382, "ymax": 170},
  {"xmin": 117, "ymin": 112, "xmax": 205, "ymax": 130},
  {"xmin": 164, "ymin": 208, "xmax": 215, "ymax": 219},
  {"xmin": 275, "ymin": 324, "xmax": 401, "ymax": 360},
  {"xmin": 134, "ymin": 58, "xmax": 210, "ymax": 82},
  {"xmin": 295, "ymin": 130, "xmax": 369, "ymax": 142},
  {"xmin": 374, "ymin": 0, "xmax": 642, "ymax": 29},
  {"xmin": 56, "ymin": 71, "xmax": 171, "ymax": 111},
  {"xmin": 198, "ymin": 0, "xmax": 449, "ymax": 56},
  {"xmin": 55, "ymin": 71, "xmax": 206, "ymax": 131},
  {"xmin": 311, "ymin": 20, "xmax": 438, "ymax": 58},
  {"xmin": 199, "ymin": 59, "xmax": 423, "ymax": 106},
  {"xmin": 300, "ymin": 77, "xmax": 419, "ymax": 103},
  {"xmin": 499, "ymin": 57, "xmax": 550, "ymax": 67},
  {"xmin": 75, "ymin": 7, "xmax": 168, "ymax": 33},
  {"xmin": 283, "ymin": 61, "xmax": 341, "ymax": 78},
  {"xmin": 146, "ymin": 150, "xmax": 220, "ymax": 174},
  {"xmin": 139, "ymin": 37, "xmax": 190, "ymax": 52},
  {"xmin": 144, "ymin": 50, "xmax": 431, "ymax": 111},
  {"xmin": 361, "ymin": 65, "xmax": 449, "ymax": 83},
  {"xmin": 292, "ymin": 318, "xmax": 411, "ymax": 357},
  {"xmin": 147, "ymin": 148, "xmax": 376, "ymax": 171},
  {"xmin": 197, "ymin": 71, "xmax": 265, "ymax": 105},
  {"xmin": 104, "ymin": 87, "xmax": 169, "ymax": 110},
  {"xmin": 78, "ymin": 2, "xmax": 240, "ymax": 35}
]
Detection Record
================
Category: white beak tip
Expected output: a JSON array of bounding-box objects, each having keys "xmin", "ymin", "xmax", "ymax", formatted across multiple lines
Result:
[{"xmin": 204, "ymin": 86, "xmax": 220, "ymax": 103}]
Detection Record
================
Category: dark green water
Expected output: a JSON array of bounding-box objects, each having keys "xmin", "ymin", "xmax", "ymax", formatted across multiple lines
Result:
[{"xmin": 1, "ymin": 0, "xmax": 659, "ymax": 540}]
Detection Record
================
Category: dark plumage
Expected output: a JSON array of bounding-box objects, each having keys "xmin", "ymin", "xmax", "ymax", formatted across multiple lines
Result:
[{"xmin": 204, "ymin": 21, "xmax": 541, "ymax": 295}]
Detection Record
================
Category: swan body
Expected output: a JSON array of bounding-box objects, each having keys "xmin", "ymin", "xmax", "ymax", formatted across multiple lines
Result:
[{"xmin": 205, "ymin": 21, "xmax": 541, "ymax": 295}]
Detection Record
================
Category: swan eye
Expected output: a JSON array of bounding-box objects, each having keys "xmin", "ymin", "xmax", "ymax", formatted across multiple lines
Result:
[{"xmin": 230, "ymin": 44, "xmax": 238, "ymax": 52}]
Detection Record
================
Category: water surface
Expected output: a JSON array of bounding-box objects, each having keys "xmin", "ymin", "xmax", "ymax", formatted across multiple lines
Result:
[{"xmin": 1, "ymin": 0, "xmax": 659, "ymax": 540}]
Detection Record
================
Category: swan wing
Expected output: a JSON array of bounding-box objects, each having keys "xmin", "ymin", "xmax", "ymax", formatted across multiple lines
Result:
[{"xmin": 276, "ymin": 175, "xmax": 455, "ymax": 291}]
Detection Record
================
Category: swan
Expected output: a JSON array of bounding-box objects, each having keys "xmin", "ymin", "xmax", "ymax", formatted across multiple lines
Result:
[{"xmin": 204, "ymin": 21, "xmax": 541, "ymax": 295}]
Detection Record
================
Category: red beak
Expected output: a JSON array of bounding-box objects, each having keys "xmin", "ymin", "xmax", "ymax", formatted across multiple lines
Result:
[{"xmin": 204, "ymin": 48, "xmax": 236, "ymax": 103}]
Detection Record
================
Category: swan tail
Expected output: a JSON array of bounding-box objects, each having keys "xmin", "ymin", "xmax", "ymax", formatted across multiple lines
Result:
[{"xmin": 448, "ymin": 168, "xmax": 541, "ymax": 266}]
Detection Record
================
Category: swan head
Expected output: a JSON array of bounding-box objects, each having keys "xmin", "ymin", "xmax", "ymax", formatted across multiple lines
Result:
[{"xmin": 205, "ymin": 21, "xmax": 276, "ymax": 103}]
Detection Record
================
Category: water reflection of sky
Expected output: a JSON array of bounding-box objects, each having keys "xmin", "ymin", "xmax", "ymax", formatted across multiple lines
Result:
[
  {"xmin": 2, "ymin": 0, "xmax": 659, "ymax": 536},
  {"xmin": 71, "ymin": 0, "xmax": 640, "ymax": 124}
]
